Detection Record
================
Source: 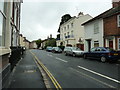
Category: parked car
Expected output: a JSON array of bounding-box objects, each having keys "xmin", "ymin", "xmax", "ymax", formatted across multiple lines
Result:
[
  {"xmin": 83, "ymin": 47, "xmax": 120, "ymax": 62},
  {"xmin": 64, "ymin": 47, "xmax": 84, "ymax": 57},
  {"xmin": 46, "ymin": 46, "xmax": 53, "ymax": 52},
  {"xmin": 51, "ymin": 47, "xmax": 62, "ymax": 53}
]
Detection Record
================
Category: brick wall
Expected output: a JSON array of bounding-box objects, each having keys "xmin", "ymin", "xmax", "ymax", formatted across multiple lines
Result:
[{"xmin": 104, "ymin": 14, "xmax": 120, "ymax": 36}]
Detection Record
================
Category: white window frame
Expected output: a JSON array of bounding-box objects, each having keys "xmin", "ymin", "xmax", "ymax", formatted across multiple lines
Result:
[
  {"xmin": 117, "ymin": 15, "xmax": 120, "ymax": 27},
  {"xmin": 60, "ymin": 28, "xmax": 63, "ymax": 33},
  {"xmin": 71, "ymin": 30, "xmax": 73, "ymax": 37},
  {"xmin": 64, "ymin": 27, "xmax": 66, "ymax": 31},
  {"xmin": 67, "ymin": 32, "xmax": 69, "ymax": 36},
  {"xmin": 118, "ymin": 38, "xmax": 120, "ymax": 50},
  {"xmin": 71, "ymin": 23, "xmax": 73, "ymax": 28},
  {"xmin": 94, "ymin": 22, "xmax": 99, "ymax": 34},
  {"xmin": 94, "ymin": 41, "xmax": 99, "ymax": 47},
  {"xmin": 0, "ymin": 2, "xmax": 6, "ymax": 48},
  {"xmin": 60, "ymin": 34, "xmax": 63, "ymax": 40},
  {"xmin": 67, "ymin": 25, "xmax": 69, "ymax": 29}
]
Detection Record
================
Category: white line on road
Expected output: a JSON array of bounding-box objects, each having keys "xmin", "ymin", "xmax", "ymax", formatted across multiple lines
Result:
[
  {"xmin": 55, "ymin": 57, "xmax": 68, "ymax": 63},
  {"xmin": 78, "ymin": 66, "xmax": 120, "ymax": 84},
  {"xmin": 47, "ymin": 54, "xmax": 53, "ymax": 57},
  {"xmin": 69, "ymin": 67, "xmax": 116, "ymax": 88}
]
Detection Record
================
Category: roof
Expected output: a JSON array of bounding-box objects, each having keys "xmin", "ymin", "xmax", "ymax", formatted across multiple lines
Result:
[
  {"xmin": 104, "ymin": 5, "xmax": 120, "ymax": 18},
  {"xmin": 82, "ymin": 5, "xmax": 120, "ymax": 25}
]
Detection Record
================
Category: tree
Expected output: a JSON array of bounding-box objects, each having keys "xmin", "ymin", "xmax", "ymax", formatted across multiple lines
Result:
[
  {"xmin": 61, "ymin": 14, "xmax": 72, "ymax": 24},
  {"xmin": 45, "ymin": 38, "xmax": 56, "ymax": 48},
  {"xmin": 35, "ymin": 39, "xmax": 42, "ymax": 49},
  {"xmin": 58, "ymin": 14, "xmax": 72, "ymax": 32}
]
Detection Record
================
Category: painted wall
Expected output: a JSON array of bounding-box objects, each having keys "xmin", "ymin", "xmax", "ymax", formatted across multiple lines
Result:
[
  {"xmin": 74, "ymin": 14, "xmax": 92, "ymax": 44},
  {"xmin": 58, "ymin": 14, "xmax": 92, "ymax": 47},
  {"xmin": 84, "ymin": 19, "xmax": 104, "ymax": 51}
]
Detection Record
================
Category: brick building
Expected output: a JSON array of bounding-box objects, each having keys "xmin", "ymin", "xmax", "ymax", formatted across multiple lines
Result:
[{"xmin": 104, "ymin": 0, "xmax": 120, "ymax": 50}]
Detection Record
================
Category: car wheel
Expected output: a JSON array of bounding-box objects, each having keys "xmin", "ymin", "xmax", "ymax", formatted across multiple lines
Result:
[
  {"xmin": 73, "ymin": 53, "xmax": 76, "ymax": 57},
  {"xmin": 83, "ymin": 54, "xmax": 87, "ymax": 59},
  {"xmin": 100, "ymin": 56, "xmax": 106, "ymax": 63}
]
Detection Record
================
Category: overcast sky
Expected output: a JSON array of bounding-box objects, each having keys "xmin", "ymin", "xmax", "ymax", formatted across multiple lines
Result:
[{"xmin": 20, "ymin": 0, "xmax": 112, "ymax": 41}]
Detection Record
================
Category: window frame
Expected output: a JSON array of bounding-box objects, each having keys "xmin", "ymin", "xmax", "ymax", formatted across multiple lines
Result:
[
  {"xmin": 67, "ymin": 25, "xmax": 69, "ymax": 29},
  {"xmin": 71, "ymin": 30, "xmax": 73, "ymax": 37},
  {"xmin": 71, "ymin": 23, "xmax": 73, "ymax": 28},
  {"xmin": 94, "ymin": 22, "xmax": 99, "ymax": 34},
  {"xmin": 94, "ymin": 41, "xmax": 99, "ymax": 47},
  {"xmin": 64, "ymin": 27, "xmax": 66, "ymax": 31},
  {"xmin": 64, "ymin": 33, "xmax": 66, "ymax": 39},
  {"xmin": 117, "ymin": 15, "xmax": 120, "ymax": 27},
  {"xmin": 0, "ymin": 2, "xmax": 6, "ymax": 48},
  {"xmin": 118, "ymin": 38, "xmax": 120, "ymax": 50}
]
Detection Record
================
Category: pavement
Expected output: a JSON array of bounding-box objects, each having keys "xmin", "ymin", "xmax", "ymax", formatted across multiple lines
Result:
[{"xmin": 8, "ymin": 50, "xmax": 46, "ymax": 89}]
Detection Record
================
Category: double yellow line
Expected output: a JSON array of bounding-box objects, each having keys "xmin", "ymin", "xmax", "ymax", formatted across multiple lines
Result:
[{"xmin": 30, "ymin": 51, "xmax": 62, "ymax": 90}]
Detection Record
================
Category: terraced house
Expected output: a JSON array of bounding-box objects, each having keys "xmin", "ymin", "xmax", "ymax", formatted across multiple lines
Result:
[
  {"xmin": 0, "ymin": 0, "xmax": 23, "ymax": 88},
  {"xmin": 82, "ymin": 0, "xmax": 120, "ymax": 52},
  {"xmin": 57, "ymin": 12, "xmax": 92, "ymax": 50},
  {"xmin": 104, "ymin": 1, "xmax": 120, "ymax": 50}
]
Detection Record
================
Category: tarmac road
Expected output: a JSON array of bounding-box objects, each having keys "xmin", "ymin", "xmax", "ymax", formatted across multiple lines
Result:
[{"xmin": 31, "ymin": 49, "xmax": 120, "ymax": 89}]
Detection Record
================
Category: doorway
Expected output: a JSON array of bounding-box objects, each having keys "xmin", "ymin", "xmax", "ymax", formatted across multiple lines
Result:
[
  {"xmin": 109, "ymin": 40, "xmax": 113, "ymax": 49},
  {"xmin": 86, "ymin": 39, "xmax": 91, "ymax": 52}
]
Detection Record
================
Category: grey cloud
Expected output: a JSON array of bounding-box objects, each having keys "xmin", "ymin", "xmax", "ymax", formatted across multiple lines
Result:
[{"xmin": 21, "ymin": 1, "xmax": 111, "ymax": 41}]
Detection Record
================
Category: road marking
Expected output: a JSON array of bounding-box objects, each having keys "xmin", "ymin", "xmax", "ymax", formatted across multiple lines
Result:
[
  {"xmin": 55, "ymin": 57, "xmax": 68, "ymax": 63},
  {"xmin": 70, "ymin": 67, "xmax": 116, "ymax": 88},
  {"xmin": 78, "ymin": 66, "xmax": 120, "ymax": 84},
  {"xmin": 47, "ymin": 54, "xmax": 53, "ymax": 57},
  {"xmin": 30, "ymin": 51, "xmax": 62, "ymax": 90}
]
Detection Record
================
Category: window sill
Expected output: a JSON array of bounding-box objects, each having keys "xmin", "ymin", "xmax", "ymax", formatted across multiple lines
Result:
[{"xmin": 0, "ymin": 48, "xmax": 11, "ymax": 56}]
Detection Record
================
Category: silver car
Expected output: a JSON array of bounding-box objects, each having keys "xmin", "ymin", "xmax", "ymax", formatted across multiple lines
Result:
[{"xmin": 64, "ymin": 47, "xmax": 84, "ymax": 57}]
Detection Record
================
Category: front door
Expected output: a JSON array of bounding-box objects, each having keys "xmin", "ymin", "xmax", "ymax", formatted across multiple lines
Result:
[
  {"xmin": 87, "ymin": 40, "xmax": 91, "ymax": 52},
  {"xmin": 109, "ymin": 41, "xmax": 113, "ymax": 49}
]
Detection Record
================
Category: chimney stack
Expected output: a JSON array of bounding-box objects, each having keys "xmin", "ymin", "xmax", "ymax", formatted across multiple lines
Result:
[
  {"xmin": 112, "ymin": 0, "xmax": 120, "ymax": 8},
  {"xmin": 78, "ymin": 12, "xmax": 84, "ymax": 16}
]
